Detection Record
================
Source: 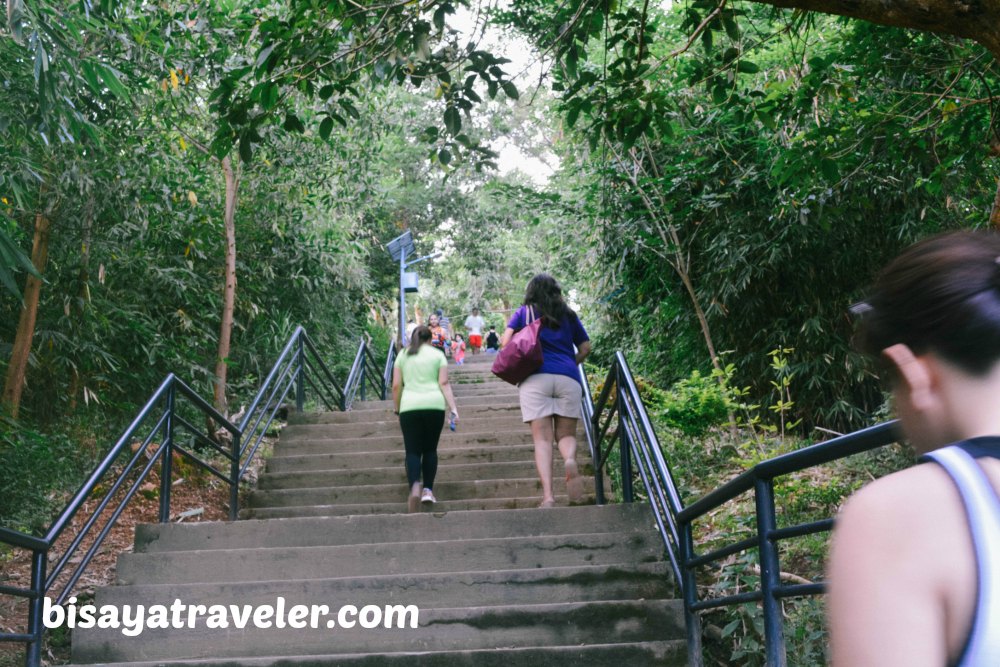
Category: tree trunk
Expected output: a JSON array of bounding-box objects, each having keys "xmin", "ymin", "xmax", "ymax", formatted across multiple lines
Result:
[
  {"xmin": 214, "ymin": 155, "xmax": 239, "ymax": 417},
  {"xmin": 2, "ymin": 213, "xmax": 52, "ymax": 418},
  {"xmin": 69, "ymin": 197, "xmax": 95, "ymax": 413},
  {"xmin": 753, "ymin": 0, "xmax": 1000, "ymax": 61}
]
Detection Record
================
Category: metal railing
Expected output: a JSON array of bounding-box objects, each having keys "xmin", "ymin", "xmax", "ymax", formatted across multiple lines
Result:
[
  {"xmin": 0, "ymin": 327, "xmax": 388, "ymax": 666},
  {"xmin": 584, "ymin": 352, "xmax": 902, "ymax": 667},
  {"xmin": 342, "ymin": 336, "xmax": 393, "ymax": 408}
]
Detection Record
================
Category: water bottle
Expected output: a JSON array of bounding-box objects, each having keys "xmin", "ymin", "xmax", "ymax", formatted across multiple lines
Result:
[{"xmin": 449, "ymin": 412, "xmax": 457, "ymax": 431}]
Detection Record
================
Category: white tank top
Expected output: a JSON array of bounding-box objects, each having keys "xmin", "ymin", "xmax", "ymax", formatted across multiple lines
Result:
[{"xmin": 922, "ymin": 443, "xmax": 1000, "ymax": 667}]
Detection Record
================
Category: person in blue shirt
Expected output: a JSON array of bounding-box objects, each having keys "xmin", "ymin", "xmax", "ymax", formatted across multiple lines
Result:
[
  {"xmin": 828, "ymin": 231, "xmax": 1000, "ymax": 666},
  {"xmin": 501, "ymin": 274, "xmax": 591, "ymax": 508}
]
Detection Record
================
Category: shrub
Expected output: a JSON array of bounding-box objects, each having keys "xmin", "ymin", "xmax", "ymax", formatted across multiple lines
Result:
[{"xmin": 660, "ymin": 370, "xmax": 733, "ymax": 436}]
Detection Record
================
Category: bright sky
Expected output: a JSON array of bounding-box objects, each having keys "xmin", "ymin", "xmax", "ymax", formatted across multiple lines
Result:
[{"xmin": 452, "ymin": 3, "xmax": 557, "ymax": 186}]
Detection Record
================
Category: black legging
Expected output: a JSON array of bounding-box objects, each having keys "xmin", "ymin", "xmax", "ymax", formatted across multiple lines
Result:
[{"xmin": 398, "ymin": 409, "xmax": 445, "ymax": 489}]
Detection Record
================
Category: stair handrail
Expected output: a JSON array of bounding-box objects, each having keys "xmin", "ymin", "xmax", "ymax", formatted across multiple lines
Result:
[
  {"xmin": 342, "ymin": 336, "xmax": 391, "ymax": 408},
  {"xmin": 0, "ymin": 327, "xmax": 387, "ymax": 667},
  {"xmin": 584, "ymin": 351, "xmax": 902, "ymax": 667},
  {"xmin": 383, "ymin": 338, "xmax": 398, "ymax": 398}
]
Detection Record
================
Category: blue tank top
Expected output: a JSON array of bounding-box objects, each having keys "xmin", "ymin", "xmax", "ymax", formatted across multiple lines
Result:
[{"xmin": 921, "ymin": 439, "xmax": 1000, "ymax": 667}]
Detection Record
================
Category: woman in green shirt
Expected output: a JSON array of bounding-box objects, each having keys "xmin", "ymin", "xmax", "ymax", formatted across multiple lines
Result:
[{"xmin": 392, "ymin": 326, "xmax": 460, "ymax": 512}]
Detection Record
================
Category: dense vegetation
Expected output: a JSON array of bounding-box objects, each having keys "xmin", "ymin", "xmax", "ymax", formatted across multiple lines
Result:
[{"xmin": 2, "ymin": 0, "xmax": 999, "ymax": 663}]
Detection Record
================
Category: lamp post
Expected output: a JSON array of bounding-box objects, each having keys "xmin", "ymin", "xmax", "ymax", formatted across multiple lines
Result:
[{"xmin": 386, "ymin": 231, "xmax": 441, "ymax": 346}]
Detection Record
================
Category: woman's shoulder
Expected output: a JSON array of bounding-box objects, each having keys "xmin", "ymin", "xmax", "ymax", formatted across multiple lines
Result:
[{"xmin": 834, "ymin": 462, "xmax": 967, "ymax": 561}]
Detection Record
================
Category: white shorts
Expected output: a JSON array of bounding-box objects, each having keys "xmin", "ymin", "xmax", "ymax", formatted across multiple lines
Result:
[{"xmin": 518, "ymin": 373, "xmax": 583, "ymax": 422}]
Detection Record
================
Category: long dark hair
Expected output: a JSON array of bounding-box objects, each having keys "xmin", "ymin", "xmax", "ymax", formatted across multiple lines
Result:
[
  {"xmin": 407, "ymin": 325, "xmax": 432, "ymax": 356},
  {"xmin": 857, "ymin": 231, "xmax": 1000, "ymax": 376},
  {"xmin": 524, "ymin": 273, "xmax": 574, "ymax": 327}
]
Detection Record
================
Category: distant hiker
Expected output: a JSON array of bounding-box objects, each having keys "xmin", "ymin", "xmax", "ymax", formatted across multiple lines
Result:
[
  {"xmin": 435, "ymin": 308, "xmax": 452, "ymax": 336},
  {"xmin": 428, "ymin": 313, "xmax": 449, "ymax": 354},
  {"xmin": 485, "ymin": 326, "xmax": 500, "ymax": 353},
  {"xmin": 405, "ymin": 318, "xmax": 417, "ymax": 344},
  {"xmin": 452, "ymin": 333, "xmax": 466, "ymax": 365},
  {"xmin": 392, "ymin": 325, "xmax": 459, "ymax": 512},
  {"xmin": 464, "ymin": 307, "xmax": 485, "ymax": 355},
  {"xmin": 501, "ymin": 274, "xmax": 591, "ymax": 508},
  {"xmin": 828, "ymin": 231, "xmax": 1000, "ymax": 666},
  {"xmin": 436, "ymin": 309, "xmax": 453, "ymax": 357}
]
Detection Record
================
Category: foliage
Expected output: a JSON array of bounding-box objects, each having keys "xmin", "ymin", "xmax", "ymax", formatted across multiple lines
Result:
[
  {"xmin": 502, "ymin": 0, "xmax": 1000, "ymax": 430},
  {"xmin": 0, "ymin": 416, "xmax": 102, "ymax": 533},
  {"xmin": 659, "ymin": 369, "xmax": 733, "ymax": 436}
]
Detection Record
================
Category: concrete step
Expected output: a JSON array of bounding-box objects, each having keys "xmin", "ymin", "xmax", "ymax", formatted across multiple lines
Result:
[
  {"xmin": 287, "ymin": 403, "xmax": 520, "ymax": 426},
  {"xmin": 247, "ymin": 477, "xmax": 596, "ymax": 507},
  {"xmin": 240, "ymin": 494, "xmax": 597, "ymax": 519},
  {"xmin": 94, "ymin": 563, "xmax": 674, "ymax": 609},
  {"xmin": 257, "ymin": 460, "xmax": 593, "ymax": 489},
  {"xmin": 115, "ymin": 532, "xmax": 663, "ymax": 585},
  {"xmin": 71, "ymin": 599, "xmax": 685, "ymax": 663},
  {"xmin": 270, "ymin": 433, "xmax": 539, "ymax": 456},
  {"xmin": 265, "ymin": 445, "xmax": 545, "ymax": 471},
  {"xmin": 65, "ymin": 395, "xmax": 680, "ymax": 667},
  {"xmin": 272, "ymin": 430, "xmax": 591, "ymax": 456},
  {"xmin": 67, "ymin": 640, "xmax": 687, "ymax": 666},
  {"xmin": 136, "ymin": 505, "xmax": 652, "ymax": 553},
  {"xmin": 280, "ymin": 417, "xmax": 530, "ymax": 440}
]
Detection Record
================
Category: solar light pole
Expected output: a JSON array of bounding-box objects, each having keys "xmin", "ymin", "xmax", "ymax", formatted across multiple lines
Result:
[{"xmin": 386, "ymin": 231, "xmax": 440, "ymax": 346}]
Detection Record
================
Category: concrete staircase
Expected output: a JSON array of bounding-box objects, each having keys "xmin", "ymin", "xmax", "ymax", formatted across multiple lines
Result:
[{"xmin": 68, "ymin": 352, "xmax": 687, "ymax": 665}]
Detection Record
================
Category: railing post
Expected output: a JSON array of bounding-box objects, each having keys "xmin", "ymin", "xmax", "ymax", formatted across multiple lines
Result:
[
  {"xmin": 24, "ymin": 550, "xmax": 47, "ymax": 667},
  {"xmin": 295, "ymin": 334, "xmax": 305, "ymax": 412},
  {"xmin": 360, "ymin": 344, "xmax": 367, "ymax": 402},
  {"xmin": 680, "ymin": 522, "xmax": 704, "ymax": 667},
  {"xmin": 755, "ymin": 477, "xmax": 787, "ymax": 667},
  {"xmin": 229, "ymin": 431, "xmax": 241, "ymax": 522},
  {"xmin": 617, "ymin": 367, "xmax": 634, "ymax": 503},
  {"xmin": 593, "ymin": 410, "xmax": 606, "ymax": 505},
  {"xmin": 158, "ymin": 382, "xmax": 175, "ymax": 523}
]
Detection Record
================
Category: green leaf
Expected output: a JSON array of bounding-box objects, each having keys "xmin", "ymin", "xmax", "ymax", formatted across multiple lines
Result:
[
  {"xmin": 238, "ymin": 135, "xmax": 252, "ymax": 163},
  {"xmin": 736, "ymin": 60, "xmax": 760, "ymax": 74},
  {"xmin": 433, "ymin": 5, "xmax": 447, "ymax": 31},
  {"xmin": 820, "ymin": 158, "xmax": 839, "ymax": 181},
  {"xmin": 261, "ymin": 82, "xmax": 279, "ymax": 110},
  {"xmin": 283, "ymin": 113, "xmax": 305, "ymax": 133},
  {"xmin": 80, "ymin": 61, "xmax": 102, "ymax": 95},
  {"xmin": 339, "ymin": 98, "xmax": 360, "ymax": 119},
  {"xmin": 444, "ymin": 107, "xmax": 461, "ymax": 135},
  {"xmin": 757, "ymin": 109, "xmax": 776, "ymax": 130},
  {"xmin": 722, "ymin": 15, "xmax": 740, "ymax": 41},
  {"xmin": 255, "ymin": 44, "xmax": 276, "ymax": 72},
  {"xmin": 622, "ymin": 115, "xmax": 652, "ymax": 149},
  {"xmin": 565, "ymin": 46, "xmax": 578, "ymax": 80},
  {"xmin": 712, "ymin": 85, "xmax": 728, "ymax": 104},
  {"xmin": 501, "ymin": 81, "xmax": 518, "ymax": 100},
  {"xmin": 319, "ymin": 84, "xmax": 335, "ymax": 100},
  {"xmin": 96, "ymin": 64, "xmax": 130, "ymax": 101},
  {"xmin": 319, "ymin": 117, "xmax": 334, "ymax": 140},
  {"xmin": 439, "ymin": 148, "xmax": 452, "ymax": 165},
  {"xmin": 566, "ymin": 105, "xmax": 581, "ymax": 128}
]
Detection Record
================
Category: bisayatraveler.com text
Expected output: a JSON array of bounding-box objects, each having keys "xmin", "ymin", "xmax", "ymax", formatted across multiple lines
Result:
[{"xmin": 43, "ymin": 596, "xmax": 419, "ymax": 636}]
